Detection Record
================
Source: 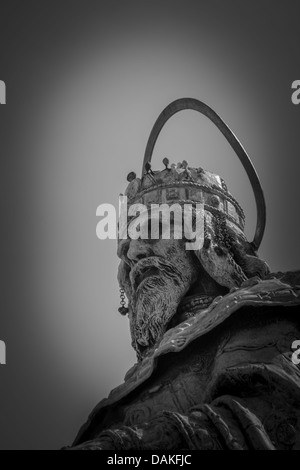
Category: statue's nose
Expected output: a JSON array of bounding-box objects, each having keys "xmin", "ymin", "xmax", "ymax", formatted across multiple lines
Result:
[{"xmin": 127, "ymin": 239, "xmax": 153, "ymax": 263}]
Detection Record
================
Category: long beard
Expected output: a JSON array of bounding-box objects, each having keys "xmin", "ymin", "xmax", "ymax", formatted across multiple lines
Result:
[{"xmin": 129, "ymin": 258, "xmax": 191, "ymax": 357}]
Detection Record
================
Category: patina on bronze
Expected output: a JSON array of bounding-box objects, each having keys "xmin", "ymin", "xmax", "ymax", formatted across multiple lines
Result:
[{"xmin": 70, "ymin": 99, "xmax": 300, "ymax": 450}]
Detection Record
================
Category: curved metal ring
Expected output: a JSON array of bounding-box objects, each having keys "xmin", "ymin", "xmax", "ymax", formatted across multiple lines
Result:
[{"xmin": 142, "ymin": 98, "xmax": 266, "ymax": 250}]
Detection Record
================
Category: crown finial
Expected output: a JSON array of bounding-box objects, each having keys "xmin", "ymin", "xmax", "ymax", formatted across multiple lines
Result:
[
  {"xmin": 127, "ymin": 171, "xmax": 136, "ymax": 182},
  {"xmin": 145, "ymin": 162, "xmax": 154, "ymax": 175},
  {"xmin": 182, "ymin": 160, "xmax": 188, "ymax": 169},
  {"xmin": 163, "ymin": 157, "xmax": 169, "ymax": 169}
]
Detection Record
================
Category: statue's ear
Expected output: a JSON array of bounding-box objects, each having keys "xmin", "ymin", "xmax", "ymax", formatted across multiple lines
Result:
[
  {"xmin": 226, "ymin": 226, "xmax": 271, "ymax": 279},
  {"xmin": 195, "ymin": 240, "xmax": 247, "ymax": 289},
  {"xmin": 193, "ymin": 212, "xmax": 270, "ymax": 288}
]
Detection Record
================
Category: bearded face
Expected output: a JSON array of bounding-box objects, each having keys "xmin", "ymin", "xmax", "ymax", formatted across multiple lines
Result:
[
  {"xmin": 117, "ymin": 207, "xmax": 269, "ymax": 360},
  {"xmin": 117, "ymin": 236, "xmax": 198, "ymax": 359}
]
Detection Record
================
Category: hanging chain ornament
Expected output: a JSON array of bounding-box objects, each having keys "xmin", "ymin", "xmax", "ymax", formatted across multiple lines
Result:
[{"xmin": 118, "ymin": 288, "xmax": 129, "ymax": 315}]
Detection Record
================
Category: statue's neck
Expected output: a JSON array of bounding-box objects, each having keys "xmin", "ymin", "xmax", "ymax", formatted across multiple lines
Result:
[
  {"xmin": 186, "ymin": 262, "xmax": 229, "ymax": 298},
  {"xmin": 168, "ymin": 265, "xmax": 229, "ymax": 328}
]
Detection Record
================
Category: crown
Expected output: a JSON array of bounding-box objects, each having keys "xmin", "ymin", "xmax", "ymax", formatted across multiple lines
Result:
[
  {"xmin": 122, "ymin": 98, "xmax": 266, "ymax": 249},
  {"xmin": 124, "ymin": 159, "xmax": 245, "ymax": 232}
]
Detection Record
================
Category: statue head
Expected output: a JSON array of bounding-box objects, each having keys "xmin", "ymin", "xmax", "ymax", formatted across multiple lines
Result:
[{"xmin": 117, "ymin": 98, "xmax": 269, "ymax": 360}]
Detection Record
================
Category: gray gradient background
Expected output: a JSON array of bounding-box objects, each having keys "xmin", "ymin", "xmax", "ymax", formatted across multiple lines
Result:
[{"xmin": 0, "ymin": 0, "xmax": 300, "ymax": 449}]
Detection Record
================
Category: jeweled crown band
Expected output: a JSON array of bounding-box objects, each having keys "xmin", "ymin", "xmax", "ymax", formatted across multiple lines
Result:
[
  {"xmin": 124, "ymin": 159, "xmax": 245, "ymax": 232},
  {"xmin": 127, "ymin": 181, "xmax": 244, "ymax": 231}
]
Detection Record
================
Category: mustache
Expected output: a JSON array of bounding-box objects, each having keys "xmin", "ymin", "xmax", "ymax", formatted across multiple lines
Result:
[{"xmin": 129, "ymin": 256, "xmax": 183, "ymax": 291}]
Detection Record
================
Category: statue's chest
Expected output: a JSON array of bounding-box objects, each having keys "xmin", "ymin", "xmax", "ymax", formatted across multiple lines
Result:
[{"xmin": 109, "ymin": 349, "xmax": 216, "ymax": 429}]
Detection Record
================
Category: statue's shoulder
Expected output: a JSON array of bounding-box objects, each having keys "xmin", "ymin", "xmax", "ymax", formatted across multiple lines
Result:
[
  {"xmin": 264, "ymin": 270, "xmax": 300, "ymax": 286},
  {"xmin": 73, "ymin": 270, "xmax": 300, "ymax": 446}
]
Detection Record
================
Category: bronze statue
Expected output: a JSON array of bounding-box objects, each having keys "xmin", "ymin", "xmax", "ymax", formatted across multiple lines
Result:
[{"xmin": 70, "ymin": 99, "xmax": 300, "ymax": 450}]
